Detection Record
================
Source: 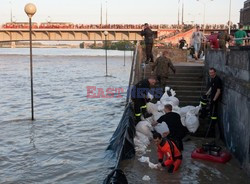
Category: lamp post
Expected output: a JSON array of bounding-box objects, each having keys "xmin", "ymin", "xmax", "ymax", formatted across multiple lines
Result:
[
  {"xmin": 178, "ymin": 0, "xmax": 180, "ymax": 26},
  {"xmin": 228, "ymin": 0, "xmax": 232, "ymax": 35},
  {"xmin": 124, "ymin": 40, "xmax": 126, "ymax": 66},
  {"xmin": 104, "ymin": 30, "xmax": 108, "ymax": 76},
  {"xmin": 188, "ymin": 13, "xmax": 201, "ymax": 25},
  {"xmin": 197, "ymin": 0, "xmax": 213, "ymax": 34},
  {"xmin": 105, "ymin": 1, "xmax": 108, "ymax": 25},
  {"xmin": 24, "ymin": 3, "xmax": 36, "ymax": 120},
  {"xmin": 9, "ymin": 1, "xmax": 13, "ymax": 22}
]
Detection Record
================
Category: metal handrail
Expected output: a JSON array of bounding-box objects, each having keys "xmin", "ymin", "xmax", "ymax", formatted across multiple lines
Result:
[{"xmin": 126, "ymin": 41, "xmax": 140, "ymax": 105}]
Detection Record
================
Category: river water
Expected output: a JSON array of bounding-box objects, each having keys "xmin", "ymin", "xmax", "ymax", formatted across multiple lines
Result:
[{"xmin": 0, "ymin": 48, "xmax": 132, "ymax": 184}]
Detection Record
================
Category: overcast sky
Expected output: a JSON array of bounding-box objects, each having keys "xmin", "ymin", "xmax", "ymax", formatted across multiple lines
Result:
[{"xmin": 0, "ymin": 0, "xmax": 246, "ymax": 25}]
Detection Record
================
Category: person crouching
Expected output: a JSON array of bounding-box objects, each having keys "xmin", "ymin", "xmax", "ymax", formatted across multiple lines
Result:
[{"xmin": 153, "ymin": 132, "xmax": 182, "ymax": 173}]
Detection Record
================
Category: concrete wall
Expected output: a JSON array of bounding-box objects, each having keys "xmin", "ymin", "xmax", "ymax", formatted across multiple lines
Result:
[{"xmin": 205, "ymin": 46, "xmax": 250, "ymax": 176}]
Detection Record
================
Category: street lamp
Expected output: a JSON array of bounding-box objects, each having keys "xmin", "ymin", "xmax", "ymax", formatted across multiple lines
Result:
[
  {"xmin": 123, "ymin": 40, "xmax": 126, "ymax": 67},
  {"xmin": 178, "ymin": 0, "xmax": 180, "ymax": 26},
  {"xmin": 188, "ymin": 13, "xmax": 201, "ymax": 25},
  {"xmin": 228, "ymin": 0, "xmax": 232, "ymax": 35},
  {"xmin": 104, "ymin": 30, "xmax": 108, "ymax": 76},
  {"xmin": 24, "ymin": 3, "xmax": 37, "ymax": 120},
  {"xmin": 197, "ymin": 0, "xmax": 213, "ymax": 33},
  {"xmin": 9, "ymin": 1, "xmax": 13, "ymax": 22}
]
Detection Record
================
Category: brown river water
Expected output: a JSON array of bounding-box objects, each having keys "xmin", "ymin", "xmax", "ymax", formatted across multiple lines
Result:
[{"xmin": 0, "ymin": 48, "xmax": 132, "ymax": 184}]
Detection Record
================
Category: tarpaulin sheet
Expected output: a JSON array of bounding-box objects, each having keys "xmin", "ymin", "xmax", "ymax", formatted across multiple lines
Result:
[{"xmin": 103, "ymin": 103, "xmax": 136, "ymax": 184}]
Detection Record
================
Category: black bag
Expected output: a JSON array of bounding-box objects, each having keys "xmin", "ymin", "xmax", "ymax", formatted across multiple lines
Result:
[{"xmin": 103, "ymin": 169, "xmax": 128, "ymax": 184}]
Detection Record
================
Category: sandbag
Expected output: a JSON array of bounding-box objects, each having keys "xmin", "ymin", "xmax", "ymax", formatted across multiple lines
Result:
[
  {"xmin": 157, "ymin": 104, "xmax": 165, "ymax": 111},
  {"xmin": 147, "ymin": 92, "xmax": 154, "ymax": 100},
  {"xmin": 152, "ymin": 111, "xmax": 164, "ymax": 122},
  {"xmin": 134, "ymin": 132, "xmax": 150, "ymax": 155},
  {"xmin": 169, "ymin": 89, "xmax": 176, "ymax": 97},
  {"xmin": 168, "ymin": 96, "xmax": 179, "ymax": 107},
  {"xmin": 135, "ymin": 131, "xmax": 150, "ymax": 145},
  {"xmin": 135, "ymin": 121, "xmax": 153, "ymax": 138},
  {"xmin": 145, "ymin": 116, "xmax": 154, "ymax": 125},
  {"xmin": 161, "ymin": 100, "xmax": 173, "ymax": 106},
  {"xmin": 188, "ymin": 105, "xmax": 201, "ymax": 116},
  {"xmin": 154, "ymin": 121, "xmax": 169, "ymax": 136},
  {"xmin": 185, "ymin": 111, "xmax": 199, "ymax": 133},
  {"xmin": 179, "ymin": 106, "xmax": 196, "ymax": 117},
  {"xmin": 146, "ymin": 102, "xmax": 158, "ymax": 114}
]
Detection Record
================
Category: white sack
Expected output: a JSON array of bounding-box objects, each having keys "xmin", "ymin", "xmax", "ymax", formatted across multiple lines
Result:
[
  {"xmin": 185, "ymin": 112, "xmax": 199, "ymax": 133},
  {"xmin": 152, "ymin": 111, "xmax": 164, "ymax": 122},
  {"xmin": 147, "ymin": 92, "xmax": 154, "ymax": 100},
  {"xmin": 136, "ymin": 121, "xmax": 153, "ymax": 138},
  {"xmin": 157, "ymin": 104, "xmax": 165, "ymax": 111},
  {"xmin": 146, "ymin": 102, "xmax": 158, "ymax": 114},
  {"xmin": 154, "ymin": 122, "xmax": 169, "ymax": 136},
  {"xmin": 170, "ymin": 89, "xmax": 176, "ymax": 97},
  {"xmin": 179, "ymin": 106, "xmax": 196, "ymax": 117},
  {"xmin": 135, "ymin": 131, "xmax": 150, "ymax": 146},
  {"xmin": 168, "ymin": 96, "xmax": 180, "ymax": 107},
  {"xmin": 188, "ymin": 105, "xmax": 201, "ymax": 116},
  {"xmin": 142, "ymin": 175, "xmax": 151, "ymax": 181}
]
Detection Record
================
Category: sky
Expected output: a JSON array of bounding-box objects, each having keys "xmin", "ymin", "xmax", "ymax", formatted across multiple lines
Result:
[{"xmin": 0, "ymin": 0, "xmax": 246, "ymax": 25}]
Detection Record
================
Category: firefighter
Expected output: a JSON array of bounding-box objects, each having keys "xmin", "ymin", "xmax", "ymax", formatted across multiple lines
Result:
[
  {"xmin": 205, "ymin": 68, "xmax": 222, "ymax": 138},
  {"xmin": 131, "ymin": 76, "xmax": 157, "ymax": 123}
]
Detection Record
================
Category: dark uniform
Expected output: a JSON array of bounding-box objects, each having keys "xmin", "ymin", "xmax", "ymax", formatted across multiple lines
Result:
[
  {"xmin": 207, "ymin": 75, "xmax": 222, "ymax": 138},
  {"xmin": 141, "ymin": 27, "xmax": 154, "ymax": 63},
  {"xmin": 179, "ymin": 39, "xmax": 186, "ymax": 49},
  {"xmin": 209, "ymin": 75, "xmax": 222, "ymax": 120},
  {"xmin": 131, "ymin": 79, "xmax": 151, "ymax": 123},
  {"xmin": 157, "ymin": 112, "xmax": 188, "ymax": 151},
  {"xmin": 152, "ymin": 55, "xmax": 175, "ymax": 88}
]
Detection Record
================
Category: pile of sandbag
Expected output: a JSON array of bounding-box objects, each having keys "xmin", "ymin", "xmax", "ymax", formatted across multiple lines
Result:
[
  {"xmin": 134, "ymin": 120, "xmax": 153, "ymax": 155},
  {"xmin": 134, "ymin": 86, "xmax": 201, "ymax": 155}
]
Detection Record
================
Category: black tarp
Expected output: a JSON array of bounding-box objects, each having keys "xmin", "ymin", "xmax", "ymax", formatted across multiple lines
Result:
[{"xmin": 103, "ymin": 103, "xmax": 136, "ymax": 184}]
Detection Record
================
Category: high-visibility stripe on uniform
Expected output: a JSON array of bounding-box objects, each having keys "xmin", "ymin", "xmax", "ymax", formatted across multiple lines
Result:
[
  {"xmin": 135, "ymin": 113, "xmax": 141, "ymax": 117},
  {"xmin": 140, "ymin": 105, "xmax": 147, "ymax": 109},
  {"xmin": 211, "ymin": 117, "xmax": 217, "ymax": 120},
  {"xmin": 200, "ymin": 101, "xmax": 207, "ymax": 105}
]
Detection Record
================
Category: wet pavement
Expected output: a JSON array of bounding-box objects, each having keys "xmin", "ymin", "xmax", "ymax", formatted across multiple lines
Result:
[{"xmin": 120, "ymin": 137, "xmax": 249, "ymax": 184}]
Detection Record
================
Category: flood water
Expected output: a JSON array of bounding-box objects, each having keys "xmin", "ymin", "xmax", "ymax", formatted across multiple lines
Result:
[
  {"xmin": 121, "ymin": 137, "xmax": 250, "ymax": 184},
  {"xmin": 0, "ymin": 48, "xmax": 132, "ymax": 184}
]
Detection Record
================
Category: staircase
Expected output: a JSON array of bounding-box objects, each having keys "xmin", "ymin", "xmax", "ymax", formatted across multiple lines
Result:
[
  {"xmin": 167, "ymin": 65, "xmax": 206, "ymax": 107},
  {"xmin": 143, "ymin": 64, "xmax": 206, "ymax": 107}
]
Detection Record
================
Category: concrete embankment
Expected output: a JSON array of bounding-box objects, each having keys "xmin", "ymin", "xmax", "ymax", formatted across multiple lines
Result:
[{"xmin": 205, "ymin": 46, "xmax": 250, "ymax": 176}]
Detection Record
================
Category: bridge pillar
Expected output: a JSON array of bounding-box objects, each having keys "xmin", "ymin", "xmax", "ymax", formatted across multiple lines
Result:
[{"xmin": 10, "ymin": 41, "xmax": 16, "ymax": 48}]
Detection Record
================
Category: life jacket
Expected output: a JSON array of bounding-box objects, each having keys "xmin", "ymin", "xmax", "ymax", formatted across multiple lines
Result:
[{"xmin": 160, "ymin": 138, "xmax": 182, "ymax": 161}]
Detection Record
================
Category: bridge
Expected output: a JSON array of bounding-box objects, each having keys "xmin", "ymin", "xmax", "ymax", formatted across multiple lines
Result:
[{"xmin": 0, "ymin": 28, "xmax": 156, "ymax": 42}]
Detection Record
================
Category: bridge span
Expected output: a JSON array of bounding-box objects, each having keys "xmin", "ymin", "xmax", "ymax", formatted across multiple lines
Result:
[{"xmin": 0, "ymin": 29, "xmax": 157, "ymax": 42}]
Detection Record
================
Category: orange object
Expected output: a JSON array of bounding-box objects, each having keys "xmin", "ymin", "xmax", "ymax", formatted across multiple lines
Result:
[{"xmin": 158, "ymin": 139, "xmax": 182, "ymax": 172}]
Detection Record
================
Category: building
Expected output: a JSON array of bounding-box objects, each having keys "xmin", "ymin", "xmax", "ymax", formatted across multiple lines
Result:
[{"xmin": 240, "ymin": 0, "xmax": 250, "ymax": 29}]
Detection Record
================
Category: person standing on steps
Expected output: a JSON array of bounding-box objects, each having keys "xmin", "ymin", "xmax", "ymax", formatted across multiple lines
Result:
[
  {"xmin": 191, "ymin": 25, "xmax": 205, "ymax": 60},
  {"xmin": 151, "ymin": 51, "xmax": 176, "ymax": 89},
  {"xmin": 141, "ymin": 23, "xmax": 154, "ymax": 63}
]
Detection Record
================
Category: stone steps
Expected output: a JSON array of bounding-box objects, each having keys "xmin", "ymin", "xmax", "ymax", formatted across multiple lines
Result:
[
  {"xmin": 142, "ymin": 63, "xmax": 205, "ymax": 107},
  {"xmin": 168, "ymin": 65, "xmax": 205, "ymax": 107}
]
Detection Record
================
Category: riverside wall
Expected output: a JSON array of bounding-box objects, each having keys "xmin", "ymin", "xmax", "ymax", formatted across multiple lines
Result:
[{"xmin": 205, "ymin": 46, "xmax": 250, "ymax": 175}]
